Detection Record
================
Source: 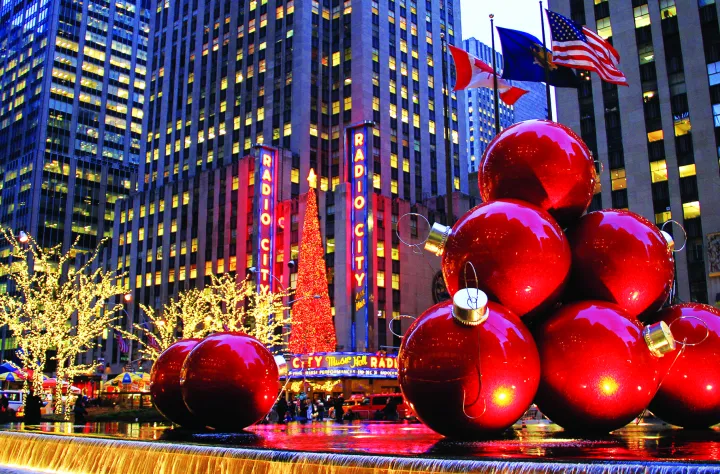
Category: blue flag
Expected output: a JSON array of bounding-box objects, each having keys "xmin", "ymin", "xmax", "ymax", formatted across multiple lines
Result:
[{"xmin": 496, "ymin": 27, "xmax": 579, "ymax": 88}]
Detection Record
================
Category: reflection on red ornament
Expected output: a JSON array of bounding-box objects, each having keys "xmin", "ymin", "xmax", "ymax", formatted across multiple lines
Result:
[
  {"xmin": 150, "ymin": 339, "xmax": 202, "ymax": 428},
  {"xmin": 565, "ymin": 209, "xmax": 674, "ymax": 320},
  {"xmin": 426, "ymin": 199, "xmax": 570, "ymax": 320},
  {"xmin": 181, "ymin": 332, "xmax": 279, "ymax": 430},
  {"xmin": 478, "ymin": 120, "xmax": 596, "ymax": 227},
  {"xmin": 399, "ymin": 290, "xmax": 540, "ymax": 438},
  {"xmin": 649, "ymin": 303, "xmax": 720, "ymax": 428},
  {"xmin": 534, "ymin": 301, "xmax": 675, "ymax": 433}
]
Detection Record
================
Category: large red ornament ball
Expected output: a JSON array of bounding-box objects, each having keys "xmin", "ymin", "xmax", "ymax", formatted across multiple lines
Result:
[
  {"xmin": 565, "ymin": 209, "xmax": 674, "ymax": 320},
  {"xmin": 180, "ymin": 332, "xmax": 279, "ymax": 430},
  {"xmin": 534, "ymin": 301, "xmax": 671, "ymax": 433},
  {"xmin": 150, "ymin": 339, "xmax": 202, "ymax": 427},
  {"xmin": 431, "ymin": 199, "xmax": 571, "ymax": 319},
  {"xmin": 649, "ymin": 303, "xmax": 720, "ymax": 428},
  {"xmin": 399, "ymin": 293, "xmax": 540, "ymax": 438},
  {"xmin": 478, "ymin": 119, "xmax": 596, "ymax": 227}
]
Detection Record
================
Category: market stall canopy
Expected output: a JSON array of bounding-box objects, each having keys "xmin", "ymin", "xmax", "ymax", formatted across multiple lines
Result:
[{"xmin": 0, "ymin": 372, "xmax": 24, "ymax": 382}]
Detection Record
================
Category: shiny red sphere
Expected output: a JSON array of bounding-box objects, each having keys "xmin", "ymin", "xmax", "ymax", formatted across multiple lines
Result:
[
  {"xmin": 181, "ymin": 332, "xmax": 279, "ymax": 430},
  {"xmin": 649, "ymin": 304, "xmax": 720, "ymax": 428},
  {"xmin": 534, "ymin": 301, "xmax": 667, "ymax": 433},
  {"xmin": 150, "ymin": 339, "xmax": 202, "ymax": 427},
  {"xmin": 398, "ymin": 300, "xmax": 540, "ymax": 438},
  {"xmin": 565, "ymin": 209, "xmax": 674, "ymax": 320},
  {"xmin": 442, "ymin": 199, "xmax": 571, "ymax": 320},
  {"xmin": 478, "ymin": 120, "xmax": 596, "ymax": 227}
]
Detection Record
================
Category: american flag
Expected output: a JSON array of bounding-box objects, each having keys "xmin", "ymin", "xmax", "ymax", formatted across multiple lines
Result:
[
  {"xmin": 115, "ymin": 330, "xmax": 130, "ymax": 354},
  {"xmin": 546, "ymin": 9, "xmax": 628, "ymax": 86},
  {"xmin": 147, "ymin": 334, "xmax": 160, "ymax": 350}
]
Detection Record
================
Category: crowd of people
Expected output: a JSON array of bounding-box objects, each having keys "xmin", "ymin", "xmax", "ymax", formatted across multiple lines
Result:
[{"xmin": 269, "ymin": 394, "xmax": 348, "ymax": 423}]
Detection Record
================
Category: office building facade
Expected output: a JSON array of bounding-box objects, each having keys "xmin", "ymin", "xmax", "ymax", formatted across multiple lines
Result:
[
  {"xmin": 0, "ymin": 0, "xmax": 149, "ymax": 267},
  {"xmin": 107, "ymin": 0, "xmax": 470, "ymax": 369},
  {"xmin": 549, "ymin": 0, "xmax": 720, "ymax": 305},
  {"xmin": 463, "ymin": 38, "xmax": 548, "ymax": 172}
]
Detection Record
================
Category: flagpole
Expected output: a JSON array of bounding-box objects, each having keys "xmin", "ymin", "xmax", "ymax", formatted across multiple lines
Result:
[
  {"xmin": 440, "ymin": 32, "xmax": 454, "ymax": 226},
  {"xmin": 539, "ymin": 1, "xmax": 553, "ymax": 121},
  {"xmin": 490, "ymin": 14, "xmax": 501, "ymax": 135}
]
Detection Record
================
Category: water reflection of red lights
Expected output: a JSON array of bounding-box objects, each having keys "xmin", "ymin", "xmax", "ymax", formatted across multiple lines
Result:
[{"xmin": 6, "ymin": 421, "xmax": 720, "ymax": 462}]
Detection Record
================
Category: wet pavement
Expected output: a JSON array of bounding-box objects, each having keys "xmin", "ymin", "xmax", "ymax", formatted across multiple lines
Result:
[{"xmin": 2, "ymin": 419, "xmax": 720, "ymax": 463}]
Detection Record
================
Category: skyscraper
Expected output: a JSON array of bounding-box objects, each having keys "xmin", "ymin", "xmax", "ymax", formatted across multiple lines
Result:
[
  {"xmin": 549, "ymin": 0, "xmax": 720, "ymax": 305},
  {"xmin": 108, "ymin": 0, "xmax": 472, "ymax": 368},
  {"xmin": 462, "ymin": 38, "xmax": 548, "ymax": 173},
  {"xmin": 0, "ymin": 0, "xmax": 149, "ymax": 264}
]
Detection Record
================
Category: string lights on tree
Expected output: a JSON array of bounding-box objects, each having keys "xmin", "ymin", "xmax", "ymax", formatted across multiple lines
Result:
[
  {"xmin": 126, "ymin": 274, "xmax": 291, "ymax": 359},
  {"xmin": 0, "ymin": 227, "xmax": 127, "ymax": 416},
  {"xmin": 288, "ymin": 170, "xmax": 337, "ymax": 354}
]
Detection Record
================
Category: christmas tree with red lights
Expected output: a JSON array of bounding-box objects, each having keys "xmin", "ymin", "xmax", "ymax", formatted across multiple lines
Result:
[{"xmin": 288, "ymin": 170, "xmax": 337, "ymax": 354}]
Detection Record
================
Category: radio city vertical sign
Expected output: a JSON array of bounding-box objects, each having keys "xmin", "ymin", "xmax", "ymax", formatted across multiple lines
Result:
[
  {"xmin": 254, "ymin": 145, "xmax": 279, "ymax": 293},
  {"xmin": 346, "ymin": 122, "xmax": 374, "ymax": 351}
]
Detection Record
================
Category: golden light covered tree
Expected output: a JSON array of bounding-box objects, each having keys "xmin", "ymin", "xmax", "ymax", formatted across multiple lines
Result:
[
  {"xmin": 126, "ymin": 274, "xmax": 292, "ymax": 359},
  {"xmin": 0, "ymin": 227, "xmax": 127, "ymax": 415}
]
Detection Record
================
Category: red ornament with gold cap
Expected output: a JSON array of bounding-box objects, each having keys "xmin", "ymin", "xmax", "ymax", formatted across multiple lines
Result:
[
  {"xmin": 150, "ymin": 339, "xmax": 202, "ymax": 428},
  {"xmin": 398, "ymin": 288, "xmax": 540, "ymax": 438},
  {"xmin": 564, "ymin": 209, "xmax": 675, "ymax": 320},
  {"xmin": 180, "ymin": 332, "xmax": 279, "ymax": 430},
  {"xmin": 425, "ymin": 199, "xmax": 571, "ymax": 320},
  {"xmin": 534, "ymin": 301, "xmax": 676, "ymax": 433},
  {"xmin": 478, "ymin": 119, "xmax": 597, "ymax": 227},
  {"xmin": 648, "ymin": 303, "xmax": 720, "ymax": 429}
]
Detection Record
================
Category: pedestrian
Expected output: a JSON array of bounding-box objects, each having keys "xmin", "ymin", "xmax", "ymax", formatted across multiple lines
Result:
[
  {"xmin": 298, "ymin": 398, "xmax": 308, "ymax": 422},
  {"xmin": 381, "ymin": 397, "xmax": 399, "ymax": 421},
  {"xmin": 0, "ymin": 393, "xmax": 8, "ymax": 422},
  {"xmin": 276, "ymin": 395, "xmax": 288, "ymax": 424},
  {"xmin": 288, "ymin": 399, "xmax": 296, "ymax": 421},
  {"xmin": 73, "ymin": 396, "xmax": 88, "ymax": 425},
  {"xmin": 24, "ymin": 389, "xmax": 44, "ymax": 425},
  {"xmin": 334, "ymin": 395, "xmax": 344, "ymax": 423},
  {"xmin": 306, "ymin": 399, "xmax": 316, "ymax": 421},
  {"xmin": 316, "ymin": 400, "xmax": 325, "ymax": 421}
]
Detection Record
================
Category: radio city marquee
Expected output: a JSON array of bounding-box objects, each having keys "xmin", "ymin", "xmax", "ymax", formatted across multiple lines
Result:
[
  {"xmin": 287, "ymin": 352, "xmax": 398, "ymax": 379},
  {"xmin": 347, "ymin": 122, "xmax": 373, "ymax": 350},
  {"xmin": 255, "ymin": 145, "xmax": 278, "ymax": 293}
]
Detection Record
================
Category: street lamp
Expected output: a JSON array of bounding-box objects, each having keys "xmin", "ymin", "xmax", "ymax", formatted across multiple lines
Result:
[{"xmin": 18, "ymin": 231, "xmax": 28, "ymax": 244}]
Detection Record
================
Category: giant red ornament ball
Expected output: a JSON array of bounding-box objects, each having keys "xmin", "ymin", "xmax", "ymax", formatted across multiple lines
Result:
[
  {"xmin": 425, "ymin": 199, "xmax": 570, "ymax": 319},
  {"xmin": 399, "ymin": 289, "xmax": 540, "ymax": 438},
  {"xmin": 648, "ymin": 303, "xmax": 720, "ymax": 428},
  {"xmin": 478, "ymin": 120, "xmax": 596, "ymax": 227},
  {"xmin": 565, "ymin": 209, "xmax": 674, "ymax": 320},
  {"xmin": 534, "ymin": 301, "xmax": 675, "ymax": 433},
  {"xmin": 150, "ymin": 339, "xmax": 202, "ymax": 427},
  {"xmin": 181, "ymin": 332, "xmax": 279, "ymax": 430}
]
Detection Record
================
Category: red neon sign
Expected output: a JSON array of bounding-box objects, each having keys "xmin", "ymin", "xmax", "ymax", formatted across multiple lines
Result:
[{"xmin": 255, "ymin": 146, "xmax": 278, "ymax": 293}]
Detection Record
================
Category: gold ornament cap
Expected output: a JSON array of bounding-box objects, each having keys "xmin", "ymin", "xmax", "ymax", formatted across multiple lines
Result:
[
  {"xmin": 660, "ymin": 230, "xmax": 675, "ymax": 252},
  {"xmin": 425, "ymin": 222, "xmax": 451, "ymax": 256},
  {"xmin": 274, "ymin": 355, "xmax": 288, "ymax": 377},
  {"xmin": 452, "ymin": 288, "xmax": 489, "ymax": 326},
  {"xmin": 643, "ymin": 321, "xmax": 676, "ymax": 357}
]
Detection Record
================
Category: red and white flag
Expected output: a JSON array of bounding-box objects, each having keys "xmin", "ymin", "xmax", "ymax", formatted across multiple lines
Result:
[
  {"xmin": 546, "ymin": 9, "xmax": 628, "ymax": 86},
  {"xmin": 449, "ymin": 45, "xmax": 528, "ymax": 105}
]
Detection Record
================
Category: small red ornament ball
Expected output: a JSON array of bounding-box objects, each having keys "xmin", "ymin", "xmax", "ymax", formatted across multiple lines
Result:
[
  {"xmin": 565, "ymin": 209, "xmax": 674, "ymax": 320},
  {"xmin": 398, "ymin": 297, "xmax": 540, "ymax": 438},
  {"xmin": 478, "ymin": 119, "xmax": 596, "ymax": 227},
  {"xmin": 181, "ymin": 332, "xmax": 279, "ymax": 430},
  {"xmin": 534, "ymin": 301, "xmax": 669, "ymax": 433},
  {"xmin": 150, "ymin": 339, "xmax": 202, "ymax": 427},
  {"xmin": 649, "ymin": 303, "xmax": 720, "ymax": 428},
  {"xmin": 436, "ymin": 199, "xmax": 571, "ymax": 319}
]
